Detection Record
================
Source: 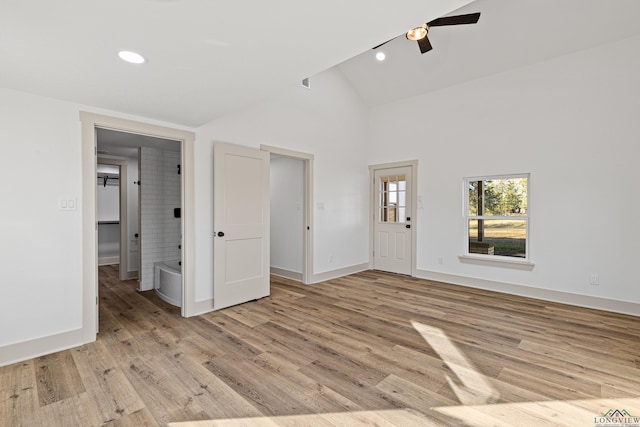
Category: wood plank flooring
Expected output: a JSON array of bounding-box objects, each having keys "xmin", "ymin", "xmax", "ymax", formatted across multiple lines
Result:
[{"xmin": 1, "ymin": 266, "xmax": 639, "ymax": 426}]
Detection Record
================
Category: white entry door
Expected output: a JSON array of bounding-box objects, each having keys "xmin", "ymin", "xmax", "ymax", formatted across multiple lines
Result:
[
  {"xmin": 213, "ymin": 143, "xmax": 270, "ymax": 310},
  {"xmin": 373, "ymin": 166, "xmax": 412, "ymax": 275}
]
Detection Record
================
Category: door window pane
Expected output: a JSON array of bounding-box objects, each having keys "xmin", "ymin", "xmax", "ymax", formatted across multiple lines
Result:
[{"xmin": 378, "ymin": 174, "xmax": 407, "ymax": 223}]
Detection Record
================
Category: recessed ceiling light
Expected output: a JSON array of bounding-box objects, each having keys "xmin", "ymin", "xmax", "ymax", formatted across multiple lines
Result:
[
  {"xmin": 118, "ymin": 50, "xmax": 146, "ymax": 64},
  {"xmin": 375, "ymin": 51, "xmax": 386, "ymax": 61}
]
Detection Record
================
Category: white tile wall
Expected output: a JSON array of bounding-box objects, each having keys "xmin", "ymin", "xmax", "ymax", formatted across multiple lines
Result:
[{"xmin": 139, "ymin": 147, "xmax": 181, "ymax": 291}]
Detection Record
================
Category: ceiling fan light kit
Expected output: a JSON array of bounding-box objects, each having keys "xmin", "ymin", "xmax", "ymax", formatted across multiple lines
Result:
[
  {"xmin": 374, "ymin": 12, "xmax": 481, "ymax": 55},
  {"xmin": 406, "ymin": 24, "xmax": 428, "ymax": 41}
]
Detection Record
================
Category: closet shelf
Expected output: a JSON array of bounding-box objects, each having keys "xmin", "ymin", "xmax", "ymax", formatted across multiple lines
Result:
[{"xmin": 98, "ymin": 220, "xmax": 120, "ymax": 225}]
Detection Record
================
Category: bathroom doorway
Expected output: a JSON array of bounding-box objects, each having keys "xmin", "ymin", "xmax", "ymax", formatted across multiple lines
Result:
[
  {"xmin": 97, "ymin": 128, "xmax": 181, "ymax": 294},
  {"xmin": 81, "ymin": 112, "xmax": 195, "ymax": 338}
]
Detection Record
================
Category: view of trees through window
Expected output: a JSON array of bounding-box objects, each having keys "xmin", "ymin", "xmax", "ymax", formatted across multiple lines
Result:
[{"xmin": 466, "ymin": 176, "xmax": 528, "ymax": 258}]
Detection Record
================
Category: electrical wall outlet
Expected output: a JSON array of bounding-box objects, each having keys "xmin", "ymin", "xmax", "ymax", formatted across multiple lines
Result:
[{"xmin": 589, "ymin": 273, "xmax": 599, "ymax": 286}]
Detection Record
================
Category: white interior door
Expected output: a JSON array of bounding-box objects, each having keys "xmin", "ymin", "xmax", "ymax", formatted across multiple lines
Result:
[
  {"xmin": 373, "ymin": 166, "xmax": 412, "ymax": 275},
  {"xmin": 214, "ymin": 143, "xmax": 270, "ymax": 310}
]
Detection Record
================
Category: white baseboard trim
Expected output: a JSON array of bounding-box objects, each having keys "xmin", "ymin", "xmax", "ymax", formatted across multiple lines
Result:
[
  {"xmin": 414, "ymin": 269, "xmax": 640, "ymax": 317},
  {"xmin": 98, "ymin": 256, "xmax": 119, "ymax": 266},
  {"xmin": 185, "ymin": 298, "xmax": 215, "ymax": 317},
  {"xmin": 270, "ymin": 267, "xmax": 303, "ymax": 282},
  {"xmin": 0, "ymin": 328, "xmax": 86, "ymax": 367},
  {"xmin": 311, "ymin": 263, "xmax": 370, "ymax": 284}
]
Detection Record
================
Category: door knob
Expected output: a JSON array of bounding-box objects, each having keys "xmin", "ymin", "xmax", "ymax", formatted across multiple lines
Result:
[
  {"xmin": 217, "ymin": 231, "xmax": 225, "ymax": 237},
  {"xmin": 405, "ymin": 224, "xmax": 411, "ymax": 229}
]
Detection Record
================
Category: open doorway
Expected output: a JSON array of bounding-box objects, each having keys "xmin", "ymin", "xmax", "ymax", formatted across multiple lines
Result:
[
  {"xmin": 97, "ymin": 128, "xmax": 181, "ymax": 299},
  {"xmin": 96, "ymin": 159, "xmax": 130, "ymax": 280},
  {"xmin": 81, "ymin": 112, "xmax": 196, "ymax": 341},
  {"xmin": 262, "ymin": 145, "xmax": 314, "ymax": 284}
]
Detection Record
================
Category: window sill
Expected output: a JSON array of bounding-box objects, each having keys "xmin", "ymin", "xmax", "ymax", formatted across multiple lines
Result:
[{"xmin": 458, "ymin": 254, "xmax": 535, "ymax": 271}]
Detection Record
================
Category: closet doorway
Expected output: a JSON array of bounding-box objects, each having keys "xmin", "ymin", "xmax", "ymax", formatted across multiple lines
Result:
[
  {"xmin": 96, "ymin": 158, "xmax": 129, "ymax": 280},
  {"xmin": 262, "ymin": 145, "xmax": 314, "ymax": 284}
]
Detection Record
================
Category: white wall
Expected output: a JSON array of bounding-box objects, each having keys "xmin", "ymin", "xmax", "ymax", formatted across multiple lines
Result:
[
  {"xmin": 97, "ymin": 181, "xmax": 120, "ymax": 263},
  {"xmin": 97, "ymin": 182, "xmax": 119, "ymax": 221},
  {"xmin": 368, "ymin": 35, "xmax": 640, "ymax": 305},
  {"xmin": 0, "ymin": 88, "xmax": 193, "ymax": 364},
  {"xmin": 270, "ymin": 156, "xmax": 304, "ymax": 274},
  {"xmin": 0, "ymin": 89, "xmax": 83, "ymax": 347},
  {"xmin": 97, "ymin": 223, "xmax": 119, "ymax": 262},
  {"xmin": 195, "ymin": 67, "xmax": 370, "ymax": 301}
]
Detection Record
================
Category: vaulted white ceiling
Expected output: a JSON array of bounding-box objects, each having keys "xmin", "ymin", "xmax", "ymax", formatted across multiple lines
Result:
[
  {"xmin": 337, "ymin": 0, "xmax": 640, "ymax": 107},
  {"xmin": 3, "ymin": 1, "xmax": 639, "ymax": 128},
  {"xmin": 0, "ymin": 0, "xmax": 473, "ymax": 126}
]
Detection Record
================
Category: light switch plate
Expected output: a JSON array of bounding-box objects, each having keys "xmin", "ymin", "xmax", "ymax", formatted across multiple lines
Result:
[{"xmin": 59, "ymin": 197, "xmax": 78, "ymax": 211}]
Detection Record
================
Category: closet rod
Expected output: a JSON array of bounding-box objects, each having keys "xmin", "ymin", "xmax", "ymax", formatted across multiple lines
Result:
[{"xmin": 98, "ymin": 175, "xmax": 120, "ymax": 187}]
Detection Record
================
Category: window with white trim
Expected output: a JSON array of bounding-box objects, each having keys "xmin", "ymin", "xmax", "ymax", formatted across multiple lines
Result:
[{"xmin": 464, "ymin": 174, "xmax": 529, "ymax": 260}]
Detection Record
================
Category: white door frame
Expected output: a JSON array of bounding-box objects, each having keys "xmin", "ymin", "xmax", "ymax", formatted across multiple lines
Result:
[
  {"xmin": 369, "ymin": 160, "xmax": 418, "ymax": 277},
  {"xmin": 137, "ymin": 149, "xmax": 142, "ymax": 286},
  {"xmin": 261, "ymin": 145, "xmax": 314, "ymax": 284},
  {"xmin": 96, "ymin": 158, "xmax": 129, "ymax": 280},
  {"xmin": 80, "ymin": 112, "xmax": 195, "ymax": 342}
]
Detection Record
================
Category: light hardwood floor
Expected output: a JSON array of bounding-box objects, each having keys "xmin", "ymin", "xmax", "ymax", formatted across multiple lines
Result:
[{"xmin": 1, "ymin": 266, "xmax": 639, "ymax": 426}]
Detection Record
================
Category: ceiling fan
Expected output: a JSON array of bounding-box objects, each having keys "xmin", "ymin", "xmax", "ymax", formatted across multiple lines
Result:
[{"xmin": 373, "ymin": 12, "xmax": 481, "ymax": 54}]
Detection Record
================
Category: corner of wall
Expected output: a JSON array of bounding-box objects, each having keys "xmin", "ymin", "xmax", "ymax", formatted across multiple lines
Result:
[{"xmin": 311, "ymin": 263, "xmax": 370, "ymax": 284}]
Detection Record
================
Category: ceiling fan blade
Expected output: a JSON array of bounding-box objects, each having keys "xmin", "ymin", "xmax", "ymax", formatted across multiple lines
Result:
[
  {"xmin": 372, "ymin": 38, "xmax": 394, "ymax": 50},
  {"xmin": 427, "ymin": 12, "xmax": 480, "ymax": 27},
  {"xmin": 418, "ymin": 36, "xmax": 433, "ymax": 54}
]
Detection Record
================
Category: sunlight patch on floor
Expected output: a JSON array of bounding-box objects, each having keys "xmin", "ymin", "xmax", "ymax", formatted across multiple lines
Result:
[
  {"xmin": 433, "ymin": 397, "xmax": 640, "ymax": 427},
  {"xmin": 169, "ymin": 321, "xmax": 640, "ymax": 427},
  {"xmin": 167, "ymin": 399, "xmax": 640, "ymax": 427},
  {"xmin": 411, "ymin": 320, "xmax": 500, "ymax": 405},
  {"xmin": 168, "ymin": 408, "xmax": 435, "ymax": 426}
]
